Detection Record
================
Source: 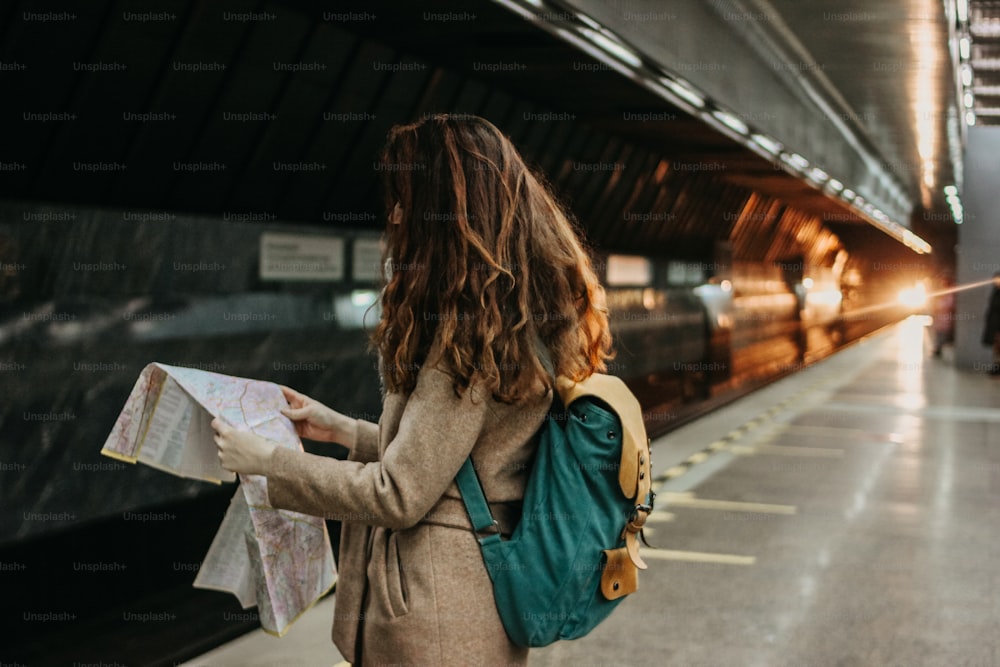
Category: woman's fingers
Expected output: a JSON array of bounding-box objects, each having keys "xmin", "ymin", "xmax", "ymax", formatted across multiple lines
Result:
[
  {"xmin": 279, "ymin": 385, "xmax": 306, "ymax": 406},
  {"xmin": 279, "ymin": 386, "xmax": 313, "ymax": 421},
  {"xmin": 281, "ymin": 405, "xmax": 310, "ymax": 420}
]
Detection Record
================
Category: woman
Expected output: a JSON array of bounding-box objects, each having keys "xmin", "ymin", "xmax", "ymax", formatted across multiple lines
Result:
[{"xmin": 212, "ymin": 114, "xmax": 612, "ymax": 665}]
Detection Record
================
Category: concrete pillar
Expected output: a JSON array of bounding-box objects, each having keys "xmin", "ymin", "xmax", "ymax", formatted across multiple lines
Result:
[{"xmin": 955, "ymin": 125, "xmax": 1000, "ymax": 370}]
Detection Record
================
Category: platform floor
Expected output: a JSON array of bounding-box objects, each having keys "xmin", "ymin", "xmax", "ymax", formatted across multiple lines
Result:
[{"xmin": 184, "ymin": 317, "xmax": 1000, "ymax": 666}]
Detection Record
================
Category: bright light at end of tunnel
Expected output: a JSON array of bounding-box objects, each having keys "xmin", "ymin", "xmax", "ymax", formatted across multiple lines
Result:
[
  {"xmin": 802, "ymin": 277, "xmax": 814, "ymax": 289},
  {"xmin": 898, "ymin": 283, "xmax": 928, "ymax": 309},
  {"xmin": 720, "ymin": 280, "xmax": 732, "ymax": 292}
]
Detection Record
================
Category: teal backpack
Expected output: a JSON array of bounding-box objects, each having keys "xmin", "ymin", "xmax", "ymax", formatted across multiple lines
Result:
[{"xmin": 455, "ymin": 373, "xmax": 654, "ymax": 647}]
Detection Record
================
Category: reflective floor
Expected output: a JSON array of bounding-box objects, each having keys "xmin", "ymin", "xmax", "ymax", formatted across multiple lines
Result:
[{"xmin": 187, "ymin": 317, "xmax": 1000, "ymax": 667}]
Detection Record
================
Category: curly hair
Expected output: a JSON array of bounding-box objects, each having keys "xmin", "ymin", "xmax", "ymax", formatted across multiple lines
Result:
[{"xmin": 372, "ymin": 114, "xmax": 612, "ymax": 403}]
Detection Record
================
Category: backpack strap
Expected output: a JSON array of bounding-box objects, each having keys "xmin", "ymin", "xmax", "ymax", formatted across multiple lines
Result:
[
  {"xmin": 458, "ymin": 341, "xmax": 552, "ymax": 550},
  {"xmin": 555, "ymin": 375, "xmax": 650, "ymax": 502},
  {"xmin": 555, "ymin": 374, "xmax": 652, "ymax": 572},
  {"xmin": 455, "ymin": 458, "xmax": 502, "ymax": 546}
]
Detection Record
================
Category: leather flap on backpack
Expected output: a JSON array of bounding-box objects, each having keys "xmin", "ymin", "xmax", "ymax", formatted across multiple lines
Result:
[
  {"xmin": 556, "ymin": 374, "xmax": 651, "ymax": 500},
  {"xmin": 601, "ymin": 547, "xmax": 639, "ymax": 600}
]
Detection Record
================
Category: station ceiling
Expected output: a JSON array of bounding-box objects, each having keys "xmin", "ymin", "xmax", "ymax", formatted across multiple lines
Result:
[
  {"xmin": 968, "ymin": 1, "xmax": 1000, "ymax": 121},
  {"xmin": 755, "ymin": 0, "xmax": 972, "ymax": 216},
  {"xmin": 1, "ymin": 0, "xmax": 969, "ymax": 259}
]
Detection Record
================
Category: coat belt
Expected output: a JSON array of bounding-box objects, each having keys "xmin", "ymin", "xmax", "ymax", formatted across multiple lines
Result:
[{"xmin": 419, "ymin": 495, "xmax": 522, "ymax": 538}]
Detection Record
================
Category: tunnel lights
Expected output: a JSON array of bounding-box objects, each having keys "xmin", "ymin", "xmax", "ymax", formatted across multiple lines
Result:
[
  {"xmin": 497, "ymin": 0, "xmax": 543, "ymax": 21},
  {"xmin": 945, "ymin": 185, "xmax": 964, "ymax": 224},
  {"xmin": 579, "ymin": 27, "xmax": 643, "ymax": 68},
  {"xmin": 826, "ymin": 178, "xmax": 844, "ymax": 193},
  {"xmin": 783, "ymin": 152, "xmax": 810, "ymax": 171},
  {"xmin": 807, "ymin": 167, "xmax": 829, "ymax": 184},
  {"xmin": 841, "ymin": 188, "xmax": 856, "ymax": 201},
  {"xmin": 957, "ymin": 0, "xmax": 969, "ymax": 23},
  {"xmin": 575, "ymin": 12, "xmax": 602, "ymax": 31},
  {"xmin": 710, "ymin": 109, "xmax": 749, "ymax": 136},
  {"xmin": 960, "ymin": 36, "xmax": 971, "ymax": 60},
  {"xmin": 750, "ymin": 133, "xmax": 782, "ymax": 155},
  {"xmin": 961, "ymin": 65, "xmax": 973, "ymax": 86},
  {"xmin": 657, "ymin": 76, "xmax": 706, "ymax": 109},
  {"xmin": 902, "ymin": 229, "xmax": 932, "ymax": 254}
]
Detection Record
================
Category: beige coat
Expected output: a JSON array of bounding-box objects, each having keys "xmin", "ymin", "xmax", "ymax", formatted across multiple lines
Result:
[{"xmin": 266, "ymin": 353, "xmax": 552, "ymax": 665}]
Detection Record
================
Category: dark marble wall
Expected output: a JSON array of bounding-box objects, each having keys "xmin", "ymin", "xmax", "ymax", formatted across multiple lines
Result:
[{"xmin": 0, "ymin": 200, "xmax": 384, "ymax": 545}]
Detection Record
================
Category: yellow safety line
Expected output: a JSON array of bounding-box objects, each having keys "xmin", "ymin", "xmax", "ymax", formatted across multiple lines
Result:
[
  {"xmin": 659, "ymin": 492, "xmax": 797, "ymax": 514},
  {"xmin": 753, "ymin": 443, "xmax": 845, "ymax": 458},
  {"xmin": 662, "ymin": 465, "xmax": 688, "ymax": 478},
  {"xmin": 648, "ymin": 362, "xmax": 859, "ymax": 484},
  {"xmin": 642, "ymin": 549, "xmax": 756, "ymax": 565},
  {"xmin": 686, "ymin": 451, "xmax": 709, "ymax": 465},
  {"xmin": 779, "ymin": 423, "xmax": 903, "ymax": 442}
]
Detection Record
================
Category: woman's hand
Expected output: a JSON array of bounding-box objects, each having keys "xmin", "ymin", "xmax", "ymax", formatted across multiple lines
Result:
[
  {"xmin": 212, "ymin": 417, "xmax": 277, "ymax": 476},
  {"xmin": 279, "ymin": 385, "xmax": 355, "ymax": 446}
]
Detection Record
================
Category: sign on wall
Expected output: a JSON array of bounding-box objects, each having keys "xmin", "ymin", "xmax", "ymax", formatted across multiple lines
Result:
[
  {"xmin": 259, "ymin": 232, "xmax": 344, "ymax": 281},
  {"xmin": 352, "ymin": 238, "xmax": 384, "ymax": 283}
]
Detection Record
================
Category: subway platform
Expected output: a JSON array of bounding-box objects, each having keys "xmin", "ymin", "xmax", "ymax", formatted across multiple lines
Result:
[{"xmin": 183, "ymin": 317, "xmax": 1000, "ymax": 667}]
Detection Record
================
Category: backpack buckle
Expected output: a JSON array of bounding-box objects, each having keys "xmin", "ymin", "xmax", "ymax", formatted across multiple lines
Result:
[
  {"xmin": 475, "ymin": 519, "xmax": 502, "ymax": 544},
  {"xmin": 629, "ymin": 503, "xmax": 652, "ymax": 524}
]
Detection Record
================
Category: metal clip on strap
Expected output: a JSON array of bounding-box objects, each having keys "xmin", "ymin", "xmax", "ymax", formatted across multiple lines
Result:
[{"xmin": 455, "ymin": 458, "xmax": 502, "ymax": 546}]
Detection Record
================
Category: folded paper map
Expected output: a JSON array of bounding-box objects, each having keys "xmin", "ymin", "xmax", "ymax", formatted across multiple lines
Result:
[{"xmin": 101, "ymin": 362, "xmax": 336, "ymax": 636}]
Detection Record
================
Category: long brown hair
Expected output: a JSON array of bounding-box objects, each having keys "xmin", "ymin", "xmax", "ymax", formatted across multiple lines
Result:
[{"xmin": 373, "ymin": 114, "xmax": 611, "ymax": 402}]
